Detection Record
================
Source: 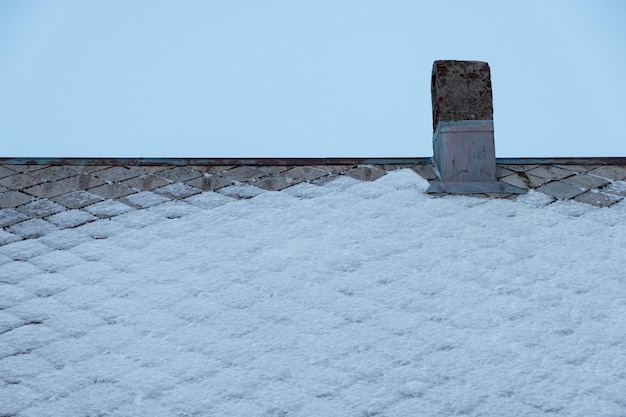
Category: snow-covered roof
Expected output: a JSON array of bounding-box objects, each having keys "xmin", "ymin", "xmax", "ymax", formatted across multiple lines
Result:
[{"xmin": 2, "ymin": 157, "xmax": 626, "ymax": 415}]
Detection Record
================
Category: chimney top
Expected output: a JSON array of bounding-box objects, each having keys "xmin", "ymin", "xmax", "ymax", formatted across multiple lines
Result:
[{"xmin": 431, "ymin": 60, "xmax": 493, "ymax": 132}]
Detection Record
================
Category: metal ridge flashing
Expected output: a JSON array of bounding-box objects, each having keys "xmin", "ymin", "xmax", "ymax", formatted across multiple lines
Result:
[
  {"xmin": 0, "ymin": 157, "xmax": 433, "ymax": 166},
  {"xmin": 1, "ymin": 157, "xmax": 626, "ymax": 166}
]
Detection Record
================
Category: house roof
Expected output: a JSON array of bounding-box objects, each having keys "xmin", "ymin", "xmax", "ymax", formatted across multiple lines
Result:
[
  {"xmin": 2, "ymin": 157, "xmax": 626, "ymax": 245},
  {"xmin": 2, "ymin": 156, "xmax": 626, "ymax": 415}
]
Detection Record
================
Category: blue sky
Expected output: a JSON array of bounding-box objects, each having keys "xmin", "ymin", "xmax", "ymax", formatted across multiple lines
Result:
[{"xmin": 1, "ymin": 1, "xmax": 624, "ymax": 158}]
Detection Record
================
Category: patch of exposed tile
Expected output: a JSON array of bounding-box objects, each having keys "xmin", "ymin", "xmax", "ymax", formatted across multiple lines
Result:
[
  {"xmin": 343, "ymin": 165, "xmax": 387, "ymax": 181},
  {"xmin": 284, "ymin": 166, "xmax": 328, "ymax": 182},
  {"xmin": 23, "ymin": 182, "xmax": 73, "ymax": 198},
  {"xmin": 409, "ymin": 164, "xmax": 439, "ymax": 180},
  {"xmin": 28, "ymin": 166, "xmax": 80, "ymax": 181},
  {"xmin": 7, "ymin": 218, "xmax": 59, "ymax": 239},
  {"xmin": 56, "ymin": 174, "xmax": 107, "ymax": 190},
  {"xmin": 0, "ymin": 173, "xmax": 46, "ymax": 190},
  {"xmin": 561, "ymin": 174, "xmax": 610, "ymax": 190},
  {"xmin": 498, "ymin": 172, "xmax": 546, "ymax": 190},
  {"xmin": 47, "ymin": 210, "xmax": 98, "ymax": 229},
  {"xmin": 52, "ymin": 190, "xmax": 104, "ymax": 209},
  {"xmin": 121, "ymin": 191, "xmax": 170, "ymax": 208},
  {"xmin": 88, "ymin": 183, "xmax": 137, "ymax": 199},
  {"xmin": 155, "ymin": 166, "xmax": 203, "ymax": 182},
  {"xmin": 190, "ymin": 165, "xmax": 235, "ymax": 175},
  {"xmin": 573, "ymin": 191, "xmax": 621, "ymax": 208},
  {"xmin": 0, "ymin": 190, "xmax": 33, "ymax": 208},
  {"xmin": 382, "ymin": 163, "xmax": 417, "ymax": 171},
  {"xmin": 254, "ymin": 175, "xmax": 301, "ymax": 191},
  {"xmin": 587, "ymin": 165, "xmax": 626, "ymax": 181},
  {"xmin": 312, "ymin": 164, "xmax": 355, "ymax": 175},
  {"xmin": 222, "ymin": 166, "xmax": 286, "ymax": 182},
  {"xmin": 122, "ymin": 175, "xmax": 169, "ymax": 191},
  {"xmin": 218, "ymin": 184, "xmax": 266, "ymax": 199},
  {"xmin": 536, "ymin": 181, "xmax": 585, "ymax": 200},
  {"xmin": 0, "ymin": 208, "xmax": 29, "ymax": 227},
  {"xmin": 553, "ymin": 164, "xmax": 600, "ymax": 174},
  {"xmin": 154, "ymin": 182, "xmax": 202, "ymax": 199},
  {"xmin": 0, "ymin": 166, "xmax": 16, "ymax": 178},
  {"xmin": 84, "ymin": 200, "xmax": 134, "ymax": 218},
  {"xmin": 525, "ymin": 165, "xmax": 575, "ymax": 181},
  {"xmin": 16, "ymin": 199, "xmax": 66, "ymax": 218},
  {"xmin": 185, "ymin": 175, "xmax": 233, "ymax": 191},
  {"xmin": 93, "ymin": 166, "xmax": 143, "ymax": 182}
]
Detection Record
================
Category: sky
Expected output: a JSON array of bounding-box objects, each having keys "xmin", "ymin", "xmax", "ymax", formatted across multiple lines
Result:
[
  {"xmin": 2, "ymin": 170, "xmax": 626, "ymax": 415},
  {"xmin": 0, "ymin": 1, "xmax": 625, "ymax": 158}
]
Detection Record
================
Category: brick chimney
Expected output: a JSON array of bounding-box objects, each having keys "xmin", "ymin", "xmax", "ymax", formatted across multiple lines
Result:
[{"xmin": 427, "ymin": 60, "xmax": 524, "ymax": 194}]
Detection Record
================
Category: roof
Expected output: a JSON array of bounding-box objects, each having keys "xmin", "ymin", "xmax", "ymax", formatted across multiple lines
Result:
[
  {"xmin": 2, "ymin": 157, "xmax": 626, "ymax": 415},
  {"xmin": 2, "ymin": 157, "xmax": 626, "ymax": 245}
]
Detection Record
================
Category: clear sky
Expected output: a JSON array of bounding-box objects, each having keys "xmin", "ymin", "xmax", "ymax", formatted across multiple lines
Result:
[{"xmin": 1, "ymin": 1, "xmax": 624, "ymax": 158}]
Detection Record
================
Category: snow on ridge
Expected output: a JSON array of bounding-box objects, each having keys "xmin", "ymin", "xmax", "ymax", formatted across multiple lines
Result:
[{"xmin": 1, "ymin": 169, "xmax": 626, "ymax": 416}]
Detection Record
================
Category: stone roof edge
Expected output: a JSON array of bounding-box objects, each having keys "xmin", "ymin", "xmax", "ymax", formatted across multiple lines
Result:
[{"xmin": 2, "ymin": 157, "xmax": 626, "ymax": 166}]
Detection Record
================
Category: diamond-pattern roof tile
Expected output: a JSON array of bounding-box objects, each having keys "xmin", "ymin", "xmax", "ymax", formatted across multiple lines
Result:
[
  {"xmin": 2, "ymin": 158, "xmax": 626, "ymax": 248},
  {"xmin": 0, "ymin": 173, "xmax": 45, "ymax": 190},
  {"xmin": 587, "ymin": 165, "xmax": 626, "ymax": 181}
]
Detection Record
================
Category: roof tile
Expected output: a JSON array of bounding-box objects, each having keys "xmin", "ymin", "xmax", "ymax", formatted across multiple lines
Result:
[
  {"xmin": 573, "ymin": 191, "xmax": 622, "ymax": 208},
  {"xmin": 28, "ymin": 166, "xmax": 80, "ymax": 181},
  {"xmin": 284, "ymin": 166, "xmax": 328, "ymax": 182},
  {"xmin": 525, "ymin": 165, "xmax": 575, "ymax": 181},
  {"xmin": 121, "ymin": 191, "xmax": 170, "ymax": 208},
  {"xmin": 23, "ymin": 182, "xmax": 73, "ymax": 198},
  {"xmin": 56, "ymin": 174, "xmax": 107, "ymax": 190},
  {"xmin": 94, "ymin": 166, "xmax": 143, "ymax": 182},
  {"xmin": 561, "ymin": 174, "xmax": 610, "ymax": 190},
  {"xmin": 52, "ymin": 190, "xmax": 104, "ymax": 209},
  {"xmin": 536, "ymin": 181, "xmax": 585, "ymax": 200},
  {"xmin": 16, "ymin": 199, "xmax": 66, "ymax": 218},
  {"xmin": 47, "ymin": 210, "xmax": 98, "ymax": 229},
  {"xmin": 154, "ymin": 183, "xmax": 202, "ymax": 199},
  {"xmin": 409, "ymin": 164, "xmax": 438, "ymax": 180},
  {"xmin": 343, "ymin": 165, "xmax": 387, "ymax": 181},
  {"xmin": 0, "ymin": 190, "xmax": 33, "ymax": 208},
  {"xmin": 0, "ymin": 173, "xmax": 45, "ymax": 190},
  {"xmin": 185, "ymin": 175, "xmax": 233, "ymax": 191},
  {"xmin": 122, "ymin": 175, "xmax": 170, "ymax": 191},
  {"xmin": 7, "ymin": 218, "xmax": 59, "ymax": 239},
  {"xmin": 587, "ymin": 165, "xmax": 626, "ymax": 181},
  {"xmin": 499, "ymin": 172, "xmax": 546, "ymax": 189},
  {"xmin": 254, "ymin": 175, "xmax": 301, "ymax": 191},
  {"xmin": 88, "ymin": 183, "xmax": 137, "ymax": 199},
  {"xmin": 0, "ymin": 165, "xmax": 17, "ymax": 179},
  {"xmin": 601, "ymin": 181, "xmax": 626, "ymax": 197},
  {"xmin": 223, "ymin": 166, "xmax": 286, "ymax": 182},
  {"xmin": 0, "ymin": 208, "xmax": 29, "ymax": 227},
  {"xmin": 155, "ymin": 166, "xmax": 203, "ymax": 182}
]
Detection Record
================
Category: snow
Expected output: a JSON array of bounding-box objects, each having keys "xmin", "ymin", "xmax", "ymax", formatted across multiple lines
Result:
[{"xmin": 1, "ymin": 169, "xmax": 626, "ymax": 416}]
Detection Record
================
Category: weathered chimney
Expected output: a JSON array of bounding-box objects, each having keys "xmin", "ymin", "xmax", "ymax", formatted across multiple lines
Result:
[{"xmin": 427, "ymin": 60, "xmax": 524, "ymax": 194}]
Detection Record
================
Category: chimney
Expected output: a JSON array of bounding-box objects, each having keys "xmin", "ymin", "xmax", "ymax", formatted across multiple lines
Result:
[{"xmin": 427, "ymin": 60, "xmax": 524, "ymax": 194}]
